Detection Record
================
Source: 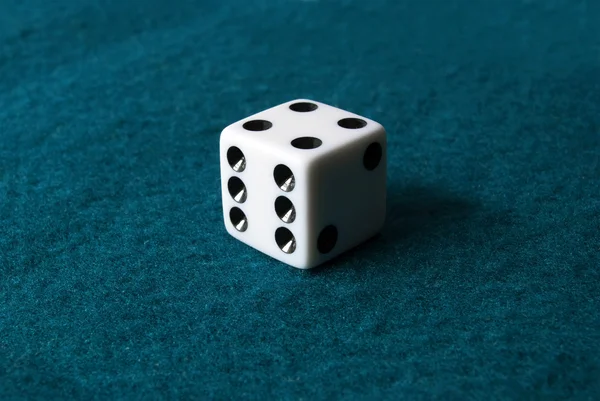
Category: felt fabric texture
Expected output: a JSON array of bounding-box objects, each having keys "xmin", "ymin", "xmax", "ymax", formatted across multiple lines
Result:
[{"xmin": 1, "ymin": 0, "xmax": 599, "ymax": 399}]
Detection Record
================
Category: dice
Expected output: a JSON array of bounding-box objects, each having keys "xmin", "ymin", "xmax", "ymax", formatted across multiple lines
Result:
[{"xmin": 219, "ymin": 99, "xmax": 387, "ymax": 269}]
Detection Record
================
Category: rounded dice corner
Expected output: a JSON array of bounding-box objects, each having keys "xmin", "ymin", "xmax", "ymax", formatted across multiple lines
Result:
[
  {"xmin": 285, "ymin": 98, "xmax": 321, "ymax": 108},
  {"xmin": 222, "ymin": 213, "xmax": 237, "ymax": 238},
  {"xmin": 364, "ymin": 119, "xmax": 387, "ymax": 137},
  {"xmin": 298, "ymin": 263, "xmax": 320, "ymax": 270},
  {"xmin": 291, "ymin": 252, "xmax": 328, "ymax": 270},
  {"xmin": 219, "ymin": 123, "xmax": 238, "ymax": 143},
  {"xmin": 285, "ymin": 260, "xmax": 318, "ymax": 270}
]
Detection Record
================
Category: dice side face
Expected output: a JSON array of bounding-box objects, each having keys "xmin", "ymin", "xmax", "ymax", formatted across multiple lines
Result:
[
  {"xmin": 219, "ymin": 119, "xmax": 314, "ymax": 269},
  {"xmin": 304, "ymin": 120, "xmax": 387, "ymax": 268}
]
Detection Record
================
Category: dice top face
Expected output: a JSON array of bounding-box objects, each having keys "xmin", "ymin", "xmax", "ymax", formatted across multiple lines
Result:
[{"xmin": 220, "ymin": 99, "xmax": 387, "ymax": 269}]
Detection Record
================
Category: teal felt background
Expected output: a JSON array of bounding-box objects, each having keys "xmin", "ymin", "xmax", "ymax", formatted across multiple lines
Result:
[{"xmin": 1, "ymin": 0, "xmax": 599, "ymax": 399}]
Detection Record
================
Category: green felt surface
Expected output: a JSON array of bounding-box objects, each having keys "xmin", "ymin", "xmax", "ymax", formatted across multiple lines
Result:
[{"xmin": 1, "ymin": 0, "xmax": 600, "ymax": 399}]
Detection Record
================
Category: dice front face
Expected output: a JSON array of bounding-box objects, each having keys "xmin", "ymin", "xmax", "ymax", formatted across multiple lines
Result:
[
  {"xmin": 220, "ymin": 125, "xmax": 314, "ymax": 269},
  {"xmin": 220, "ymin": 99, "xmax": 386, "ymax": 269}
]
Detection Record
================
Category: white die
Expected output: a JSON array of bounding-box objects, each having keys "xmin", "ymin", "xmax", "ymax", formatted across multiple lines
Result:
[{"xmin": 219, "ymin": 99, "xmax": 387, "ymax": 269}]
